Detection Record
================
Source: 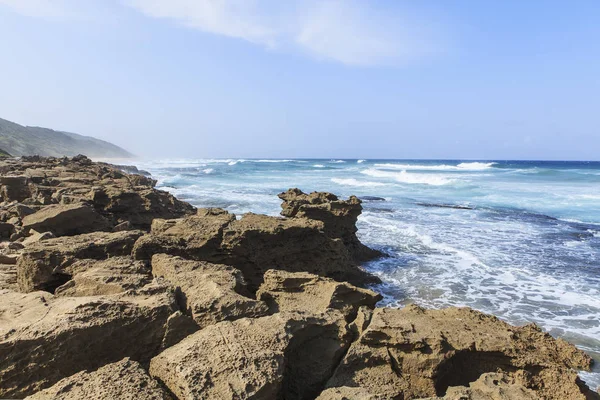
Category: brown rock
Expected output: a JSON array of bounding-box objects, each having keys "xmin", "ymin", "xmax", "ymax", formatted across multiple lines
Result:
[
  {"xmin": 134, "ymin": 209, "xmax": 379, "ymax": 291},
  {"xmin": 0, "ymin": 175, "xmax": 30, "ymax": 202},
  {"xmin": 279, "ymin": 188, "xmax": 382, "ymax": 261},
  {"xmin": 17, "ymin": 230, "xmax": 144, "ymax": 292},
  {"xmin": 421, "ymin": 372, "xmax": 538, "ymax": 400},
  {"xmin": 0, "ymin": 264, "xmax": 17, "ymax": 290},
  {"xmin": 53, "ymin": 256, "xmax": 152, "ymax": 296},
  {"xmin": 22, "ymin": 203, "xmax": 110, "ymax": 236},
  {"xmin": 325, "ymin": 305, "xmax": 597, "ymax": 400},
  {"xmin": 0, "ymin": 221, "xmax": 15, "ymax": 238},
  {"xmin": 0, "ymin": 283, "xmax": 179, "ymax": 398},
  {"xmin": 25, "ymin": 358, "xmax": 172, "ymax": 400},
  {"xmin": 150, "ymin": 311, "xmax": 352, "ymax": 400},
  {"xmin": 316, "ymin": 387, "xmax": 382, "ymax": 400},
  {"xmin": 256, "ymin": 269, "xmax": 382, "ymax": 321},
  {"xmin": 22, "ymin": 230, "xmax": 55, "ymax": 245},
  {"xmin": 151, "ymin": 253, "xmax": 268, "ymax": 328}
]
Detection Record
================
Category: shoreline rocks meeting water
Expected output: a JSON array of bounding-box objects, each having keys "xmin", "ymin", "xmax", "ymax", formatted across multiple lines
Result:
[{"xmin": 0, "ymin": 155, "xmax": 597, "ymax": 399}]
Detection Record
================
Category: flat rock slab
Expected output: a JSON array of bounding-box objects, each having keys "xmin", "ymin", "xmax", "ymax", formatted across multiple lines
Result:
[
  {"xmin": 150, "ymin": 311, "xmax": 352, "ymax": 400},
  {"xmin": 22, "ymin": 203, "xmax": 110, "ymax": 236},
  {"xmin": 152, "ymin": 254, "xmax": 268, "ymax": 328},
  {"xmin": 326, "ymin": 305, "xmax": 596, "ymax": 400},
  {"xmin": 17, "ymin": 230, "xmax": 144, "ymax": 292},
  {"xmin": 54, "ymin": 256, "xmax": 153, "ymax": 296},
  {"xmin": 257, "ymin": 269, "xmax": 382, "ymax": 321},
  {"xmin": 0, "ymin": 283, "xmax": 178, "ymax": 398},
  {"xmin": 25, "ymin": 358, "xmax": 172, "ymax": 400}
]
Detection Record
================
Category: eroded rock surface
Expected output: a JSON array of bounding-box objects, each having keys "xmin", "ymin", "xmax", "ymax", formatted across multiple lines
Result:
[
  {"xmin": 0, "ymin": 283, "xmax": 178, "ymax": 398},
  {"xmin": 17, "ymin": 230, "xmax": 144, "ymax": 292},
  {"xmin": 0, "ymin": 155, "xmax": 194, "ymax": 234},
  {"xmin": 279, "ymin": 188, "xmax": 382, "ymax": 261},
  {"xmin": 152, "ymin": 253, "xmax": 269, "ymax": 328},
  {"xmin": 134, "ymin": 208, "xmax": 379, "ymax": 291},
  {"xmin": 256, "ymin": 269, "xmax": 382, "ymax": 321},
  {"xmin": 26, "ymin": 358, "xmax": 172, "ymax": 400},
  {"xmin": 326, "ymin": 305, "xmax": 597, "ymax": 400},
  {"xmin": 150, "ymin": 311, "xmax": 352, "ymax": 400}
]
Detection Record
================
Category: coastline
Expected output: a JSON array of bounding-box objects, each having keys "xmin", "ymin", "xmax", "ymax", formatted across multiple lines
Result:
[{"xmin": 0, "ymin": 155, "xmax": 598, "ymax": 399}]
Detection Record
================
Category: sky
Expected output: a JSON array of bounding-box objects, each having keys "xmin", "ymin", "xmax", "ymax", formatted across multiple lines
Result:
[{"xmin": 0, "ymin": 0, "xmax": 599, "ymax": 160}]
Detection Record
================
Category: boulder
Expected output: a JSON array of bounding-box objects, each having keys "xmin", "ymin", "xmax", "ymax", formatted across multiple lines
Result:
[
  {"xmin": 133, "ymin": 208, "xmax": 235, "ymax": 261},
  {"xmin": 151, "ymin": 254, "xmax": 269, "ymax": 328},
  {"xmin": 17, "ymin": 230, "xmax": 144, "ymax": 292},
  {"xmin": 150, "ymin": 311, "xmax": 352, "ymax": 400},
  {"xmin": 0, "ymin": 283, "xmax": 179, "ymax": 398},
  {"xmin": 53, "ymin": 256, "xmax": 152, "ymax": 296},
  {"xmin": 22, "ymin": 203, "xmax": 110, "ymax": 236},
  {"xmin": 279, "ymin": 188, "xmax": 382, "ymax": 261},
  {"xmin": 0, "ymin": 175, "xmax": 30, "ymax": 202},
  {"xmin": 25, "ymin": 358, "xmax": 172, "ymax": 400},
  {"xmin": 325, "ymin": 305, "xmax": 597, "ymax": 400},
  {"xmin": 256, "ymin": 269, "xmax": 382, "ymax": 321},
  {"xmin": 134, "ymin": 209, "xmax": 379, "ymax": 291}
]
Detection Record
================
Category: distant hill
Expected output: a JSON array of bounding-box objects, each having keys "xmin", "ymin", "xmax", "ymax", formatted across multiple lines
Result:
[
  {"xmin": 0, "ymin": 117, "xmax": 133, "ymax": 158},
  {"xmin": 0, "ymin": 148, "xmax": 11, "ymax": 158}
]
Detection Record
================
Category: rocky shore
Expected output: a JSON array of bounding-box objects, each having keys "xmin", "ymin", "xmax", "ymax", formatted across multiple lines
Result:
[{"xmin": 0, "ymin": 155, "xmax": 597, "ymax": 399}]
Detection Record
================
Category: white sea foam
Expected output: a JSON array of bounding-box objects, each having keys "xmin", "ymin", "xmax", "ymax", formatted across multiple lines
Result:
[
  {"xmin": 254, "ymin": 159, "xmax": 296, "ymax": 163},
  {"xmin": 374, "ymin": 162, "xmax": 496, "ymax": 171},
  {"xmin": 361, "ymin": 168, "xmax": 455, "ymax": 185},
  {"xmin": 357, "ymin": 159, "xmax": 366, "ymax": 163},
  {"xmin": 202, "ymin": 168, "xmax": 214, "ymax": 174},
  {"xmin": 330, "ymin": 159, "xmax": 346, "ymax": 163},
  {"xmin": 313, "ymin": 164, "xmax": 325, "ymax": 168},
  {"xmin": 331, "ymin": 178, "xmax": 386, "ymax": 187}
]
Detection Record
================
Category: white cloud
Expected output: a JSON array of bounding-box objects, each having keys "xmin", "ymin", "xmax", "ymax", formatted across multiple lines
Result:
[
  {"xmin": 1, "ymin": 0, "xmax": 447, "ymax": 67},
  {"xmin": 125, "ymin": 0, "xmax": 446, "ymax": 67}
]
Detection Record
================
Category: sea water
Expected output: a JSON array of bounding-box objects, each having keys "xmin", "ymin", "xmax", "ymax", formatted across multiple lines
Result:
[{"xmin": 134, "ymin": 158, "xmax": 600, "ymax": 389}]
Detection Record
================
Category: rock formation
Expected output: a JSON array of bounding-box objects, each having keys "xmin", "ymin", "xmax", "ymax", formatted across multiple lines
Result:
[{"xmin": 0, "ymin": 155, "xmax": 597, "ymax": 399}]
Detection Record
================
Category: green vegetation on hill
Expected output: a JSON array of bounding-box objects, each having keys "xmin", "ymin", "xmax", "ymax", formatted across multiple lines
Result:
[
  {"xmin": 0, "ymin": 117, "xmax": 132, "ymax": 158},
  {"xmin": 0, "ymin": 148, "xmax": 11, "ymax": 158}
]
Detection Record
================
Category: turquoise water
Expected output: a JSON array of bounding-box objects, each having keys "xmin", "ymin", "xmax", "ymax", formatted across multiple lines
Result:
[{"xmin": 134, "ymin": 158, "xmax": 600, "ymax": 389}]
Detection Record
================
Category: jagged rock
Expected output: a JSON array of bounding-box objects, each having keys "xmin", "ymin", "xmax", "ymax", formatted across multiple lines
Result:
[
  {"xmin": 419, "ymin": 372, "xmax": 538, "ymax": 400},
  {"xmin": 113, "ymin": 220, "xmax": 132, "ymax": 232},
  {"xmin": 0, "ymin": 155, "xmax": 195, "ymax": 230},
  {"xmin": 0, "ymin": 221, "xmax": 15, "ymax": 238},
  {"xmin": 0, "ymin": 175, "xmax": 29, "ymax": 202},
  {"xmin": 17, "ymin": 230, "xmax": 144, "ymax": 292},
  {"xmin": 325, "ymin": 305, "xmax": 597, "ymax": 400},
  {"xmin": 160, "ymin": 311, "xmax": 200, "ymax": 350},
  {"xmin": 279, "ymin": 188, "xmax": 382, "ymax": 261},
  {"xmin": 0, "ymin": 283, "xmax": 179, "ymax": 398},
  {"xmin": 134, "ymin": 209, "xmax": 379, "ymax": 291},
  {"xmin": 133, "ymin": 208, "xmax": 235, "ymax": 261},
  {"xmin": 256, "ymin": 269, "xmax": 382, "ymax": 321},
  {"xmin": 22, "ymin": 203, "xmax": 110, "ymax": 236},
  {"xmin": 150, "ymin": 311, "xmax": 352, "ymax": 400},
  {"xmin": 25, "ymin": 358, "xmax": 172, "ymax": 400},
  {"xmin": 53, "ymin": 256, "xmax": 152, "ymax": 296},
  {"xmin": 151, "ymin": 254, "xmax": 268, "ymax": 328},
  {"xmin": 22, "ymin": 230, "xmax": 55, "ymax": 245}
]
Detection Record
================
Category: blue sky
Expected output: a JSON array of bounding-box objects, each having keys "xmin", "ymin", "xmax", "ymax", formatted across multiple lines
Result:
[{"xmin": 1, "ymin": 1, "xmax": 599, "ymax": 160}]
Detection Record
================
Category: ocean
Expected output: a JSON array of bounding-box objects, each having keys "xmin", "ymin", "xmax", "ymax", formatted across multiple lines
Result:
[{"xmin": 133, "ymin": 158, "xmax": 600, "ymax": 389}]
